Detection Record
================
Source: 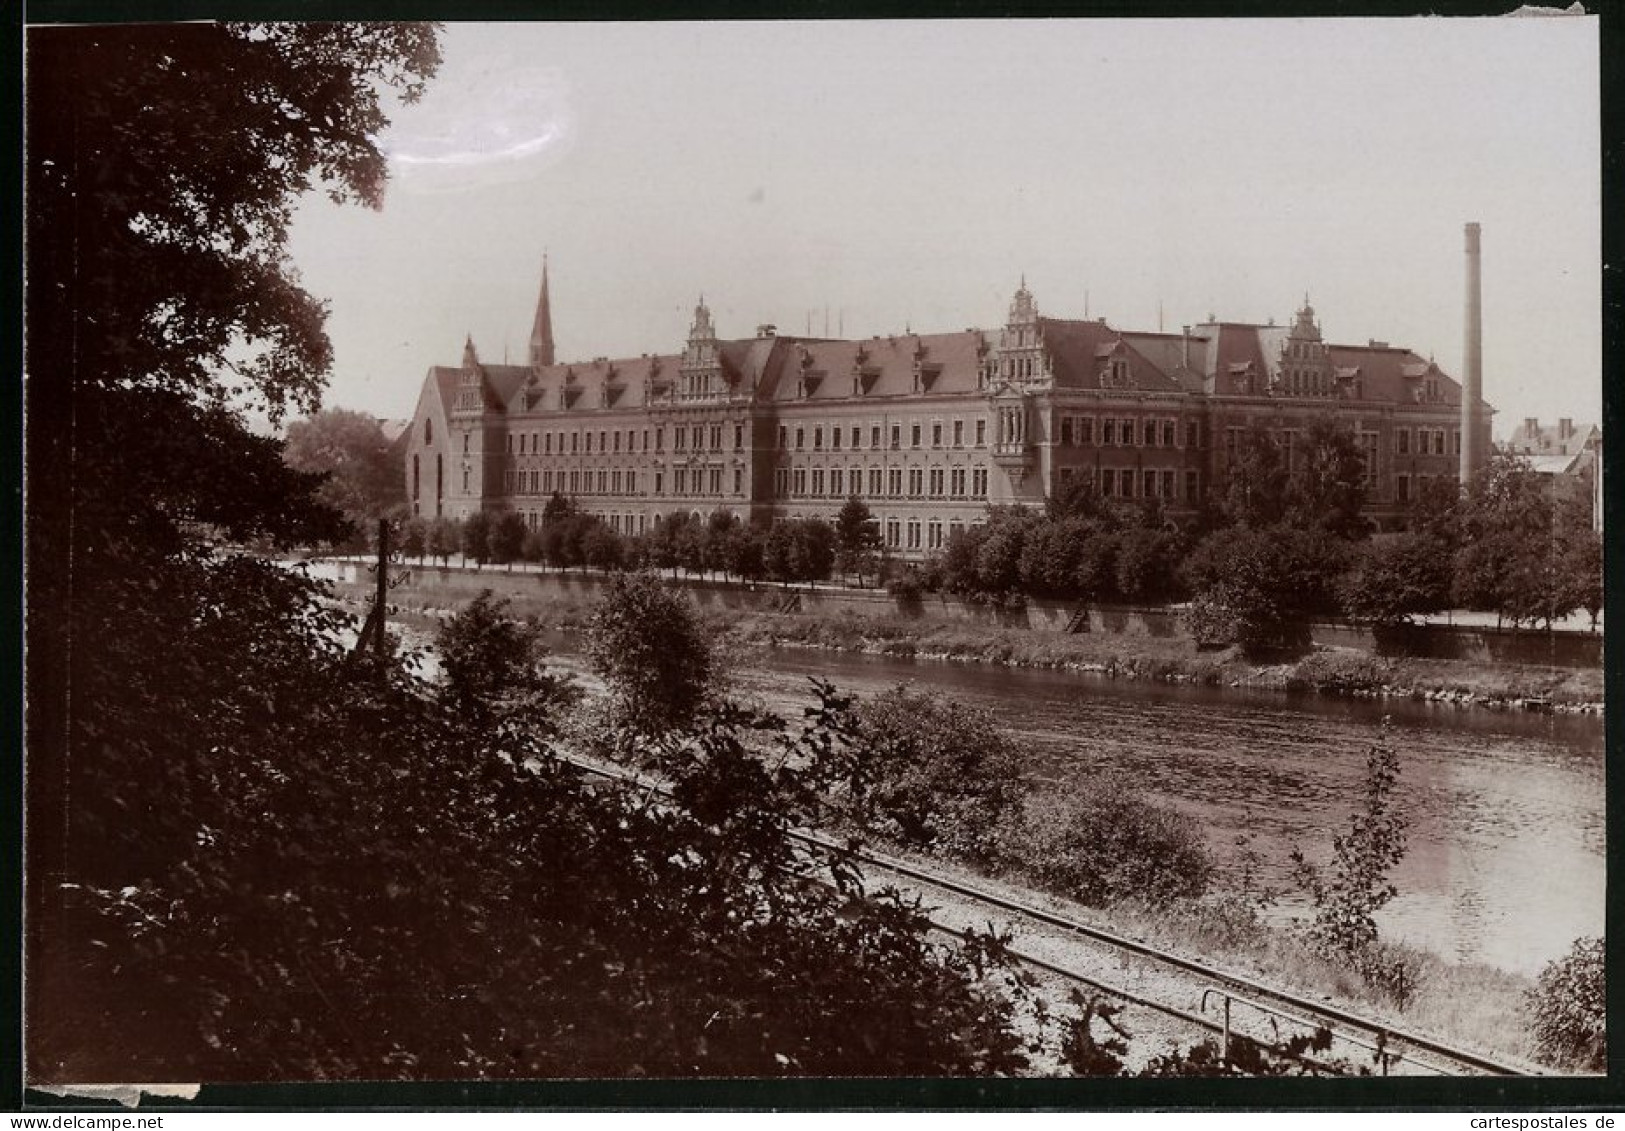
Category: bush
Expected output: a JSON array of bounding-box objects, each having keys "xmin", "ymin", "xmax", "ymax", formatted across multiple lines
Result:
[
  {"xmin": 852, "ymin": 686, "xmax": 1028, "ymax": 865},
  {"xmin": 436, "ymin": 590, "xmax": 578, "ymax": 729},
  {"xmin": 1527, "ymin": 937, "xmax": 1605, "ymax": 1071},
  {"xmin": 585, "ymin": 572, "xmax": 714, "ymax": 741},
  {"xmin": 1001, "ymin": 776, "xmax": 1214, "ymax": 907}
]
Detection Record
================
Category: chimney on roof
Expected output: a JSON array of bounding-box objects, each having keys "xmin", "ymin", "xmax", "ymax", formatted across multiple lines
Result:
[
  {"xmin": 1525, "ymin": 417, "xmax": 1539, "ymax": 437},
  {"xmin": 756, "ymin": 324, "xmax": 777, "ymax": 339},
  {"xmin": 1560, "ymin": 417, "xmax": 1574, "ymax": 440},
  {"xmin": 1461, "ymin": 222, "xmax": 1485, "ymax": 485},
  {"xmin": 1368, "ymin": 339, "xmax": 1388, "ymax": 349},
  {"xmin": 1181, "ymin": 325, "xmax": 1191, "ymax": 368}
]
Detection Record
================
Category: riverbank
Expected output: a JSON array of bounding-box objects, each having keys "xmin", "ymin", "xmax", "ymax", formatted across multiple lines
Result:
[
  {"xmin": 332, "ymin": 570, "xmax": 1602, "ymax": 716},
  {"xmin": 718, "ymin": 608, "xmax": 1604, "ymax": 715}
]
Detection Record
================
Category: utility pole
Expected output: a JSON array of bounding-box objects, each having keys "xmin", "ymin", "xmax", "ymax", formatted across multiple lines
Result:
[{"xmin": 350, "ymin": 517, "xmax": 397, "ymax": 668}]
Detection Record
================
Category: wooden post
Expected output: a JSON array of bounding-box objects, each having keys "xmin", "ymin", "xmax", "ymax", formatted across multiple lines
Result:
[{"xmin": 372, "ymin": 518, "xmax": 389, "ymax": 659}]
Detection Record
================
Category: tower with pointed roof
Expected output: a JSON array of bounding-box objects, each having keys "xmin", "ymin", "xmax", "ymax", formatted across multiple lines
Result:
[
  {"xmin": 529, "ymin": 256, "xmax": 556, "ymax": 370},
  {"xmin": 1277, "ymin": 294, "xmax": 1333, "ymax": 397},
  {"xmin": 680, "ymin": 295, "xmax": 723, "ymax": 401},
  {"xmin": 997, "ymin": 278, "xmax": 1050, "ymax": 387}
]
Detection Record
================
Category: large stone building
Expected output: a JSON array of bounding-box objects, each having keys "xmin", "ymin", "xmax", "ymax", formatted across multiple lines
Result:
[{"xmin": 403, "ymin": 264, "xmax": 1491, "ymax": 555}]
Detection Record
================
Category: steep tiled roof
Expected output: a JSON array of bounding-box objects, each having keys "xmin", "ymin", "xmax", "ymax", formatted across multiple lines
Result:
[
  {"xmin": 1039, "ymin": 319, "xmax": 1184, "ymax": 392},
  {"xmin": 1117, "ymin": 329, "xmax": 1213, "ymax": 393},
  {"xmin": 764, "ymin": 331, "xmax": 988, "ymax": 403},
  {"xmin": 507, "ymin": 354, "xmax": 685, "ymax": 414},
  {"xmin": 1190, "ymin": 323, "xmax": 1270, "ymax": 395},
  {"xmin": 1323, "ymin": 345, "xmax": 1464, "ymax": 408}
]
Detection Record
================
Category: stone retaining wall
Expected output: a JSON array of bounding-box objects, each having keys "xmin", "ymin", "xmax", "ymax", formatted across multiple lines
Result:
[{"xmin": 326, "ymin": 561, "xmax": 1601, "ymax": 669}]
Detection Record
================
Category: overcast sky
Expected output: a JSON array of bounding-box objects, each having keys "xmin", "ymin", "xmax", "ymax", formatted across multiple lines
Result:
[{"xmin": 286, "ymin": 16, "xmax": 1601, "ymax": 434}]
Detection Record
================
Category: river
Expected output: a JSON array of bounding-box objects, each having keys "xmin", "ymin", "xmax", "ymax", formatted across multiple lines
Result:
[{"xmin": 535, "ymin": 636, "xmax": 1601, "ymax": 979}]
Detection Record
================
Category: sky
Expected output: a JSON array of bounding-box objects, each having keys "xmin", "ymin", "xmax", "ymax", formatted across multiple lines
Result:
[{"xmin": 285, "ymin": 16, "xmax": 1602, "ymax": 434}]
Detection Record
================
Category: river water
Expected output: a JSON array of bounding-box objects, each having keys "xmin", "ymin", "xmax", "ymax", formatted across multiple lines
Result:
[{"xmin": 662, "ymin": 644, "xmax": 1601, "ymax": 978}]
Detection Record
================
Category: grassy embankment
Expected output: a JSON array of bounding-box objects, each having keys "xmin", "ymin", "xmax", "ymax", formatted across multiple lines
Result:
[
  {"xmin": 349, "ymin": 572, "xmax": 1601, "ymax": 713},
  {"xmin": 879, "ymin": 838, "xmax": 1548, "ymax": 1071},
  {"xmin": 724, "ymin": 607, "xmax": 1603, "ymax": 713}
]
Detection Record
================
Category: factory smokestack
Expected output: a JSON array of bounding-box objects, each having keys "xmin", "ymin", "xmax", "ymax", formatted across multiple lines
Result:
[{"xmin": 1460, "ymin": 222, "xmax": 1483, "ymax": 486}]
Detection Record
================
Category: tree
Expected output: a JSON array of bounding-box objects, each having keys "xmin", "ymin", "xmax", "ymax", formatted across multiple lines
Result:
[
  {"xmin": 1287, "ymin": 416, "xmax": 1370, "ymax": 539},
  {"xmin": 1017, "ymin": 518, "xmax": 1084, "ymax": 598},
  {"xmin": 398, "ymin": 517, "xmax": 428, "ymax": 561},
  {"xmin": 25, "ymin": 21, "xmax": 441, "ymax": 1081},
  {"xmin": 581, "ymin": 520, "xmax": 625, "ymax": 572},
  {"xmin": 489, "ymin": 511, "xmax": 528, "ymax": 569},
  {"xmin": 282, "ymin": 408, "xmax": 406, "ymax": 543},
  {"xmin": 1183, "ymin": 524, "xmax": 1347, "ymax": 655},
  {"xmin": 24, "ymin": 24, "xmax": 1041, "ymax": 1083},
  {"xmin": 461, "ymin": 510, "xmax": 493, "ymax": 568},
  {"xmin": 1289, "ymin": 729, "xmax": 1413, "ymax": 1001},
  {"xmin": 585, "ymin": 573, "xmax": 715, "ymax": 740},
  {"xmin": 436, "ymin": 590, "xmax": 577, "ymax": 728},
  {"xmin": 426, "ymin": 516, "xmax": 461, "ymax": 566},
  {"xmin": 1340, "ymin": 534, "xmax": 1453, "ymax": 628},
  {"xmin": 1113, "ymin": 526, "xmax": 1179, "ymax": 604},
  {"xmin": 765, "ymin": 518, "xmax": 834, "ymax": 585},
  {"xmin": 833, "ymin": 497, "xmax": 881, "ymax": 586},
  {"xmin": 1217, "ymin": 425, "xmax": 1290, "ymax": 529},
  {"xmin": 1452, "ymin": 450, "xmax": 1580, "ymax": 628}
]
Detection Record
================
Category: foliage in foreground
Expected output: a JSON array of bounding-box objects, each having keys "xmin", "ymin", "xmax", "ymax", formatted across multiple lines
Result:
[
  {"xmin": 1526, "ymin": 937, "xmax": 1606, "ymax": 1072},
  {"xmin": 837, "ymin": 683, "xmax": 1214, "ymax": 907},
  {"xmin": 851, "ymin": 686, "xmax": 1029, "ymax": 865},
  {"xmin": 1290, "ymin": 729, "xmax": 1416, "ymax": 1005},
  {"xmin": 41, "ymin": 579, "xmax": 1033, "ymax": 1079},
  {"xmin": 1061, "ymin": 992, "xmax": 1371, "ymax": 1077},
  {"xmin": 1002, "ymin": 780, "xmax": 1215, "ymax": 908}
]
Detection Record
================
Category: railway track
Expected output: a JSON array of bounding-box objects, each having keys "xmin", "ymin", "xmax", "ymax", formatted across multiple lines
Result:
[{"xmin": 559, "ymin": 750, "xmax": 1539, "ymax": 1079}]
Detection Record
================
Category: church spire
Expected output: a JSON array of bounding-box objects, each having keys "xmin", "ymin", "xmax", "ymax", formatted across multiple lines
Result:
[{"xmin": 529, "ymin": 253, "xmax": 556, "ymax": 369}]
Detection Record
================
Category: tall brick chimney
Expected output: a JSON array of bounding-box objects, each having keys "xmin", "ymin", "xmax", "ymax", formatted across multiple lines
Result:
[{"xmin": 1460, "ymin": 222, "xmax": 1483, "ymax": 485}]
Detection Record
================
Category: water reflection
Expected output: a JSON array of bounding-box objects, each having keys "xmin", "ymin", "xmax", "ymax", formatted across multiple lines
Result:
[{"xmin": 717, "ymin": 645, "xmax": 1603, "ymax": 977}]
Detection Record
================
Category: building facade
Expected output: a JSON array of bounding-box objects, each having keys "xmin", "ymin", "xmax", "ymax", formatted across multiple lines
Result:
[
  {"xmin": 404, "ymin": 267, "xmax": 1492, "ymax": 554},
  {"xmin": 1503, "ymin": 416, "xmax": 1603, "ymax": 532}
]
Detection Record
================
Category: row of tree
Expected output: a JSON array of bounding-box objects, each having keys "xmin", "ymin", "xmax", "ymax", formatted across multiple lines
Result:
[
  {"xmin": 392, "ymin": 495, "xmax": 885, "ymax": 587},
  {"xmin": 913, "ymin": 434, "xmax": 1600, "ymax": 649}
]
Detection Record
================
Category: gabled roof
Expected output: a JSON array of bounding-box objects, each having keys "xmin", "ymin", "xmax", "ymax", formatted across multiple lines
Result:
[
  {"xmin": 762, "ymin": 331, "xmax": 988, "ymax": 403},
  {"xmin": 506, "ymin": 353, "xmax": 685, "ymax": 415},
  {"xmin": 1188, "ymin": 323, "xmax": 1271, "ymax": 395},
  {"xmin": 1505, "ymin": 420, "xmax": 1598, "ymax": 457},
  {"xmin": 1039, "ymin": 319, "xmax": 1183, "ymax": 392},
  {"xmin": 1324, "ymin": 345, "xmax": 1465, "ymax": 407}
]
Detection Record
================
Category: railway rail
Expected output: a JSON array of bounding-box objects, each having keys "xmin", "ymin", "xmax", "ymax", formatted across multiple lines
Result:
[{"xmin": 559, "ymin": 749, "xmax": 1539, "ymax": 1079}]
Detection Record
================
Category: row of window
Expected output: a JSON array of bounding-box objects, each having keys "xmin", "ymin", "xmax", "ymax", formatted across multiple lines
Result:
[
  {"xmin": 1394, "ymin": 473, "xmax": 1454, "ymax": 505},
  {"xmin": 1395, "ymin": 427, "xmax": 1459, "ymax": 457},
  {"xmin": 503, "ymin": 465, "xmax": 746, "ymax": 498},
  {"xmin": 1057, "ymin": 466, "xmax": 1199, "ymax": 502},
  {"xmin": 779, "ymin": 418, "xmax": 993, "ymax": 453},
  {"xmin": 884, "ymin": 516, "xmax": 966, "ymax": 551},
  {"xmin": 1057, "ymin": 416, "xmax": 1197, "ymax": 450},
  {"xmin": 774, "ymin": 465, "xmax": 991, "ymax": 501},
  {"xmin": 503, "ymin": 421, "xmax": 747, "ymax": 457}
]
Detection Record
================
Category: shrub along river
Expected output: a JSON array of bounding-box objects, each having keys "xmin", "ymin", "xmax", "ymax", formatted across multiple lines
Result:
[{"xmin": 529, "ymin": 634, "xmax": 1601, "ymax": 979}]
